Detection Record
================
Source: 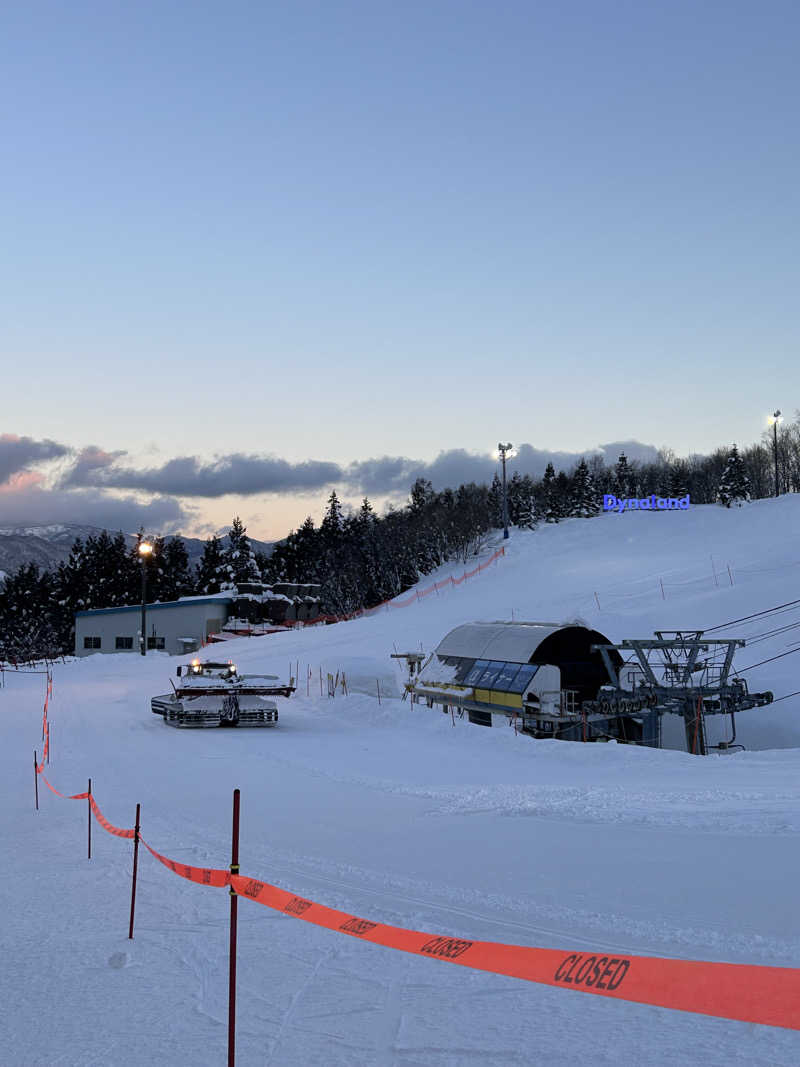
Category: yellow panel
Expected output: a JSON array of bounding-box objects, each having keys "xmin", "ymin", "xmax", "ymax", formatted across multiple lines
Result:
[{"xmin": 475, "ymin": 690, "xmax": 523, "ymax": 709}]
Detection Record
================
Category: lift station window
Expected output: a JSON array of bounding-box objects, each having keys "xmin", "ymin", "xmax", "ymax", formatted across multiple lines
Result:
[
  {"xmin": 449, "ymin": 659, "xmax": 542, "ymax": 693},
  {"xmin": 474, "ymin": 661, "xmax": 507, "ymax": 688},
  {"xmin": 504, "ymin": 664, "xmax": 539, "ymax": 693},
  {"xmin": 492, "ymin": 662, "xmax": 525, "ymax": 691},
  {"xmin": 462, "ymin": 659, "xmax": 491, "ymax": 685}
]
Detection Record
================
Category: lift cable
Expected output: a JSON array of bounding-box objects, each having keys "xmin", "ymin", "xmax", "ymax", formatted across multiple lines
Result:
[
  {"xmin": 738, "ymin": 619, "xmax": 800, "ymax": 647},
  {"xmin": 736, "ymin": 646, "xmax": 800, "ymax": 673},
  {"xmin": 768, "ymin": 689, "xmax": 800, "ymax": 705},
  {"xmin": 704, "ymin": 598, "xmax": 800, "ymax": 633}
]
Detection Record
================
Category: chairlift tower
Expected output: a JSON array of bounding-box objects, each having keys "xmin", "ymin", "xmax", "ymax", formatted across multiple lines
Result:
[{"xmin": 590, "ymin": 630, "xmax": 773, "ymax": 754}]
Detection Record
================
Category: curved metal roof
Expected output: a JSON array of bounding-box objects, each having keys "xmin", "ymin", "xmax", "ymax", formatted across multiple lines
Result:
[{"xmin": 435, "ymin": 621, "xmax": 566, "ymax": 663}]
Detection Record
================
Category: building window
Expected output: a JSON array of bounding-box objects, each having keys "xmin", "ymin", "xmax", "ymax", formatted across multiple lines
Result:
[
  {"xmin": 83, "ymin": 636, "xmax": 101, "ymax": 649},
  {"xmin": 147, "ymin": 636, "xmax": 166, "ymax": 650},
  {"xmin": 115, "ymin": 636, "xmax": 133, "ymax": 650}
]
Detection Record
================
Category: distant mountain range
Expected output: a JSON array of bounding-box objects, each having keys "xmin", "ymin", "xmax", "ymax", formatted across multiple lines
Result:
[{"xmin": 0, "ymin": 524, "xmax": 274, "ymax": 578}]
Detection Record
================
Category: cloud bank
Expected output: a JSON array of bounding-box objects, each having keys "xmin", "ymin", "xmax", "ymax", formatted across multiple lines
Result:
[
  {"xmin": 0, "ymin": 434, "xmax": 69, "ymax": 484},
  {"xmin": 58, "ymin": 441, "xmax": 661, "ymax": 498},
  {"xmin": 3, "ymin": 432, "xmax": 662, "ymax": 534}
]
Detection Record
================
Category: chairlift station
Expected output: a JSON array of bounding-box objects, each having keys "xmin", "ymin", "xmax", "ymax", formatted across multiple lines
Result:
[{"xmin": 410, "ymin": 622, "xmax": 774, "ymax": 754}]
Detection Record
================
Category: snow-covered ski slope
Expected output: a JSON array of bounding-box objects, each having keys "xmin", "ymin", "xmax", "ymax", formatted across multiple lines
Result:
[{"xmin": 3, "ymin": 496, "xmax": 800, "ymax": 1065}]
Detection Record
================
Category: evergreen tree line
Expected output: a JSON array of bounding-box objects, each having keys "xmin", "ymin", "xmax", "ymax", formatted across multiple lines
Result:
[{"xmin": 0, "ymin": 414, "xmax": 796, "ymax": 660}]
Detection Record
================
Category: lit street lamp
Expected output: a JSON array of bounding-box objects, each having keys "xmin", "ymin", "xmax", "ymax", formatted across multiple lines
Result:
[
  {"xmin": 138, "ymin": 541, "xmax": 153, "ymax": 656},
  {"xmin": 768, "ymin": 410, "xmax": 782, "ymax": 498},
  {"xmin": 496, "ymin": 443, "xmax": 516, "ymax": 540}
]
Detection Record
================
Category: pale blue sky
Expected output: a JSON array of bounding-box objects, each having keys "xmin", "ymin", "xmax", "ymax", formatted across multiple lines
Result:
[{"xmin": 1, "ymin": 1, "xmax": 797, "ymax": 536}]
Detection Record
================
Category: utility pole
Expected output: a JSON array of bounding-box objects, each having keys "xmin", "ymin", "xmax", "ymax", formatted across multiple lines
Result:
[{"xmin": 497, "ymin": 442, "xmax": 514, "ymax": 540}]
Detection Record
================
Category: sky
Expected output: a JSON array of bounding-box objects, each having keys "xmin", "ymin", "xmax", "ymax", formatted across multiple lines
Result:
[{"xmin": 2, "ymin": 1, "xmax": 797, "ymax": 539}]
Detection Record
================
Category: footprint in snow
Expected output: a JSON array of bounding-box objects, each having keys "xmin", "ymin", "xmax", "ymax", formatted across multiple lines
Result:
[{"xmin": 108, "ymin": 952, "xmax": 129, "ymax": 969}]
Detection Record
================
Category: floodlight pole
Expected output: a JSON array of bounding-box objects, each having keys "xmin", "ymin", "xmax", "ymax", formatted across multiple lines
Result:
[
  {"xmin": 139, "ymin": 540, "xmax": 153, "ymax": 656},
  {"xmin": 772, "ymin": 410, "xmax": 781, "ymax": 498},
  {"xmin": 140, "ymin": 564, "xmax": 147, "ymax": 655},
  {"xmin": 498, "ymin": 442, "xmax": 513, "ymax": 540}
]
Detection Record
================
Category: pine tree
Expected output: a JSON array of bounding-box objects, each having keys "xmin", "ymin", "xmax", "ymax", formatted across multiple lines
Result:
[
  {"xmin": 0, "ymin": 563, "xmax": 60, "ymax": 662},
  {"xmin": 409, "ymin": 478, "xmax": 435, "ymax": 513},
  {"xmin": 570, "ymin": 458, "xmax": 600, "ymax": 517},
  {"xmin": 541, "ymin": 463, "xmax": 559, "ymax": 523},
  {"xmin": 507, "ymin": 471, "xmax": 523, "ymax": 526},
  {"xmin": 667, "ymin": 462, "xmax": 689, "ymax": 498},
  {"xmin": 516, "ymin": 474, "xmax": 538, "ymax": 529},
  {"xmin": 160, "ymin": 537, "xmax": 192, "ymax": 601},
  {"xmin": 488, "ymin": 473, "xmax": 503, "ymax": 528},
  {"xmin": 223, "ymin": 517, "xmax": 260, "ymax": 586},
  {"xmin": 615, "ymin": 453, "xmax": 632, "ymax": 497},
  {"xmin": 320, "ymin": 490, "xmax": 344, "ymax": 548},
  {"xmin": 717, "ymin": 444, "xmax": 751, "ymax": 507},
  {"xmin": 196, "ymin": 535, "xmax": 226, "ymax": 593}
]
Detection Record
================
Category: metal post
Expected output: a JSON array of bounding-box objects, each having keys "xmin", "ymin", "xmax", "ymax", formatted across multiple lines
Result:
[
  {"xmin": 501, "ymin": 451, "xmax": 509, "ymax": 539},
  {"xmin": 228, "ymin": 788, "xmax": 240, "ymax": 1067},
  {"xmin": 773, "ymin": 413, "xmax": 780, "ymax": 497},
  {"xmin": 34, "ymin": 751, "xmax": 39, "ymax": 811},
  {"xmin": 140, "ymin": 561, "xmax": 147, "ymax": 656},
  {"xmin": 497, "ymin": 442, "xmax": 514, "ymax": 539},
  {"xmin": 88, "ymin": 778, "xmax": 92, "ymax": 860},
  {"xmin": 128, "ymin": 803, "xmax": 141, "ymax": 939}
]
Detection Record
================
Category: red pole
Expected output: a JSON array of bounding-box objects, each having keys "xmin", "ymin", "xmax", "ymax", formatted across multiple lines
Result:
[
  {"xmin": 34, "ymin": 751, "xmax": 39, "ymax": 811},
  {"xmin": 128, "ymin": 803, "xmax": 141, "ymax": 940},
  {"xmin": 88, "ymin": 779, "xmax": 92, "ymax": 860},
  {"xmin": 228, "ymin": 788, "xmax": 240, "ymax": 1067}
]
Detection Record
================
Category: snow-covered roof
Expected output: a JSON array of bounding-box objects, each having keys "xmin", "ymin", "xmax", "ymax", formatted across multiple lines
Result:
[
  {"xmin": 76, "ymin": 595, "xmax": 233, "ymax": 617},
  {"xmin": 435, "ymin": 622, "xmax": 567, "ymax": 663}
]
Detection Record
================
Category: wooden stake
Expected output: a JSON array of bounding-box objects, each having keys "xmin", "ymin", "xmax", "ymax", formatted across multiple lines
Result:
[
  {"xmin": 34, "ymin": 751, "xmax": 39, "ymax": 811},
  {"xmin": 87, "ymin": 779, "xmax": 92, "ymax": 860},
  {"xmin": 128, "ymin": 803, "xmax": 141, "ymax": 940},
  {"xmin": 376, "ymin": 680, "xmax": 381, "ymax": 705},
  {"xmin": 594, "ymin": 592, "xmax": 601, "ymax": 612},
  {"xmin": 227, "ymin": 789, "xmax": 240, "ymax": 1067},
  {"xmin": 660, "ymin": 579, "xmax": 665, "ymax": 600},
  {"xmin": 727, "ymin": 565, "xmax": 734, "ymax": 586}
]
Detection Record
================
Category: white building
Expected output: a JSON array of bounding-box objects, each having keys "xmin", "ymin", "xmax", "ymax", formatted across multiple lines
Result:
[{"xmin": 74, "ymin": 595, "xmax": 234, "ymax": 657}]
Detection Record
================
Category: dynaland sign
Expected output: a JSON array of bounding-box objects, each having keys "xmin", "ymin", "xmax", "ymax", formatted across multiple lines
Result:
[{"xmin": 604, "ymin": 494, "xmax": 690, "ymax": 513}]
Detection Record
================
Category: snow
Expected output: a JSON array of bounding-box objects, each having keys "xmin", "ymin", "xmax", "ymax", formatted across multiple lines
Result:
[{"xmin": 3, "ymin": 496, "xmax": 800, "ymax": 1064}]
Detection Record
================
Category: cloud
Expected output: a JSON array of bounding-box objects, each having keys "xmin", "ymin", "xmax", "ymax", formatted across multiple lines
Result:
[
  {"xmin": 0, "ymin": 482, "xmax": 193, "ymax": 533},
  {"xmin": 59, "ymin": 445, "xmax": 126, "ymax": 487},
  {"xmin": 0, "ymin": 434, "xmax": 69, "ymax": 485},
  {"xmin": 343, "ymin": 441, "xmax": 662, "ymax": 495},
  {"xmin": 61, "ymin": 452, "xmax": 343, "ymax": 496},
  {"xmin": 57, "ymin": 440, "xmax": 663, "ymax": 500}
]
